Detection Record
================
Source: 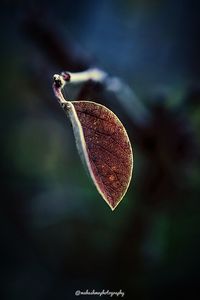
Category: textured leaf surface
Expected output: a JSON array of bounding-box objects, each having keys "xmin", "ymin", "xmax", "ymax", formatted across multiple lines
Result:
[{"xmin": 69, "ymin": 101, "xmax": 133, "ymax": 210}]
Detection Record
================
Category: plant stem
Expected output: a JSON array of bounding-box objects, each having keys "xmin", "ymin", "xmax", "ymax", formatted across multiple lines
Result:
[{"xmin": 53, "ymin": 68, "xmax": 151, "ymax": 126}]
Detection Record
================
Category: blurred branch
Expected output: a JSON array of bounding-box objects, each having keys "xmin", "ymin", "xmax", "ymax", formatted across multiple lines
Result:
[{"xmin": 23, "ymin": 17, "xmax": 91, "ymax": 71}]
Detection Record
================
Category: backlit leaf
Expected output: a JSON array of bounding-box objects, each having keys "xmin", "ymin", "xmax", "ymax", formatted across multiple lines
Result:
[{"xmin": 63, "ymin": 100, "xmax": 133, "ymax": 210}]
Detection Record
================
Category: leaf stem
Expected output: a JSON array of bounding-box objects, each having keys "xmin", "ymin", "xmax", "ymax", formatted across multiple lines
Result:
[{"xmin": 52, "ymin": 74, "xmax": 68, "ymax": 104}]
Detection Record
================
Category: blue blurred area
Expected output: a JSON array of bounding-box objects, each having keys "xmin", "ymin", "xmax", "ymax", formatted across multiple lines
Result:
[{"xmin": 1, "ymin": 0, "xmax": 200, "ymax": 299}]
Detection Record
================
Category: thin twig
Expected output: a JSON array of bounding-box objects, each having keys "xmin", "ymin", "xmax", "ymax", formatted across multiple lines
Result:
[{"xmin": 55, "ymin": 68, "xmax": 151, "ymax": 126}]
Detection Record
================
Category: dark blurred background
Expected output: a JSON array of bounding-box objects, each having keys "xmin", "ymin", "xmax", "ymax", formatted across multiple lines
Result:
[{"xmin": 1, "ymin": 0, "xmax": 200, "ymax": 299}]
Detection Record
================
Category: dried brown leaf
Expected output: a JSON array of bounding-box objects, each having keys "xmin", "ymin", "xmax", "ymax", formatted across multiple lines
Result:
[{"xmin": 64, "ymin": 100, "xmax": 133, "ymax": 210}]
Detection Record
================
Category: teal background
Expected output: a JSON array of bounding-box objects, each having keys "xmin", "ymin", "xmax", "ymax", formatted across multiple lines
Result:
[{"xmin": 1, "ymin": 1, "xmax": 200, "ymax": 299}]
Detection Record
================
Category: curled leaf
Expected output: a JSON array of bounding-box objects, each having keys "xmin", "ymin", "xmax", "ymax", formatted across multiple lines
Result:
[{"xmin": 63, "ymin": 100, "xmax": 133, "ymax": 210}]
